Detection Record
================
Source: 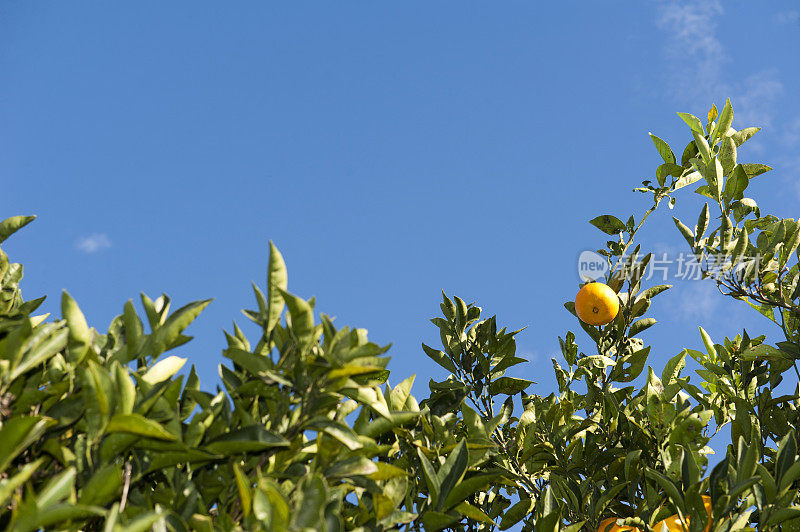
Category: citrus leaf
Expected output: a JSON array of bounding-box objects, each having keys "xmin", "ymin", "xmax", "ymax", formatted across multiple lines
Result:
[{"xmin": 106, "ymin": 414, "xmax": 177, "ymax": 441}]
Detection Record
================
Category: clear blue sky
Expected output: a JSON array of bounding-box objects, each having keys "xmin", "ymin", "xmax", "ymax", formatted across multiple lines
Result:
[{"xmin": 2, "ymin": 2, "xmax": 799, "ymax": 422}]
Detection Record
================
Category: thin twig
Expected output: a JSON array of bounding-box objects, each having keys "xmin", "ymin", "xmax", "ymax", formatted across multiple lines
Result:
[{"xmin": 119, "ymin": 461, "xmax": 132, "ymax": 513}]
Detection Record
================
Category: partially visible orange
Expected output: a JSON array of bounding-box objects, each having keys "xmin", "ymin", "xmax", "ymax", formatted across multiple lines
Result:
[
  {"xmin": 597, "ymin": 496, "xmax": 712, "ymax": 532},
  {"xmin": 653, "ymin": 496, "xmax": 713, "ymax": 532},
  {"xmin": 652, "ymin": 514, "xmax": 683, "ymax": 531},
  {"xmin": 575, "ymin": 282, "xmax": 620, "ymax": 326},
  {"xmin": 596, "ymin": 517, "xmax": 642, "ymax": 532}
]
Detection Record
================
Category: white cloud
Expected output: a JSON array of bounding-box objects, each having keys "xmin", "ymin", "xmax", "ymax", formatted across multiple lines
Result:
[
  {"xmin": 675, "ymin": 281, "xmax": 719, "ymax": 321},
  {"xmin": 651, "ymin": 242, "xmax": 680, "ymax": 257},
  {"xmin": 782, "ymin": 115, "xmax": 800, "ymax": 146},
  {"xmin": 655, "ymin": 1, "xmax": 784, "ymax": 130},
  {"xmin": 75, "ymin": 233, "xmax": 112, "ymax": 253},
  {"xmin": 733, "ymin": 70, "xmax": 784, "ymax": 130},
  {"xmin": 774, "ymin": 9, "xmax": 800, "ymax": 25},
  {"xmin": 656, "ymin": 0, "xmax": 725, "ymax": 104}
]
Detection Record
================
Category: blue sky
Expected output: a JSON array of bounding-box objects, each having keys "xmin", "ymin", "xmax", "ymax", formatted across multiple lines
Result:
[{"xmin": 2, "ymin": 0, "xmax": 799, "ymax": 431}]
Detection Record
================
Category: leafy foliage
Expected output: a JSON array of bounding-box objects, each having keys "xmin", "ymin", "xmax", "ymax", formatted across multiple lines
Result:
[{"xmin": 0, "ymin": 99, "xmax": 799, "ymax": 531}]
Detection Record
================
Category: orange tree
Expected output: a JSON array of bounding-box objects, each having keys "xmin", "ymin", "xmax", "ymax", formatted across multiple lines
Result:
[{"xmin": 0, "ymin": 100, "xmax": 798, "ymax": 531}]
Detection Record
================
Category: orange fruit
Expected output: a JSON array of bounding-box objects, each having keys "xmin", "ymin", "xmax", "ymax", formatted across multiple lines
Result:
[
  {"xmin": 653, "ymin": 496, "xmax": 712, "ymax": 532},
  {"xmin": 652, "ymin": 514, "xmax": 683, "ymax": 531},
  {"xmin": 597, "ymin": 517, "xmax": 642, "ymax": 531},
  {"xmin": 575, "ymin": 282, "xmax": 620, "ymax": 326}
]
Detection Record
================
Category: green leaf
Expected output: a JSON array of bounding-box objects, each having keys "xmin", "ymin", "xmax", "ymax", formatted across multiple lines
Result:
[
  {"xmin": 232, "ymin": 462, "xmax": 252, "ymax": 518},
  {"xmin": 661, "ymin": 351, "xmax": 687, "ymax": 385},
  {"xmin": 693, "ymin": 131, "xmax": 711, "ymax": 162},
  {"xmin": 0, "ymin": 416, "xmax": 54, "ymax": 472},
  {"xmin": 610, "ymin": 347, "xmax": 649, "ymax": 383},
  {"xmin": 116, "ymin": 511, "xmax": 164, "ymax": 532},
  {"xmin": 681, "ymin": 141, "xmax": 699, "ymax": 167},
  {"xmin": 436, "ymin": 439, "xmax": 469, "ymax": 510},
  {"xmin": 291, "ymin": 474, "xmax": 327, "ymax": 530},
  {"xmin": 37, "ymin": 467, "xmax": 77, "ymax": 507},
  {"xmin": 223, "ymin": 348, "xmax": 270, "ymax": 375},
  {"xmin": 499, "ymin": 496, "xmax": 534, "ymax": 530},
  {"xmin": 0, "ymin": 458, "xmax": 44, "ymax": 507},
  {"xmin": 742, "ymin": 163, "xmax": 772, "ymax": 178},
  {"xmin": 696, "ymin": 203, "xmax": 710, "ymax": 241},
  {"xmin": 204, "ymin": 425, "xmax": 289, "ymax": 454},
  {"xmin": 443, "ymin": 473, "xmax": 502, "ymax": 509},
  {"xmin": 649, "ymin": 133, "xmax": 676, "ymax": 164},
  {"xmin": 454, "ymin": 501, "xmax": 493, "ymax": 525},
  {"xmin": 707, "ymin": 103, "xmax": 718, "ymax": 122},
  {"xmin": 776, "ymin": 430, "xmax": 797, "ymax": 488},
  {"xmin": 361, "ymin": 410, "xmax": 421, "ymax": 438},
  {"xmin": 590, "ymin": 215, "xmax": 627, "ymax": 235},
  {"xmin": 724, "ymin": 164, "xmax": 749, "ymax": 202},
  {"xmin": 712, "ymin": 98, "xmax": 734, "ymax": 143},
  {"xmin": 17, "ymin": 503, "xmax": 105, "ymax": 531},
  {"xmin": 417, "ymin": 447, "xmax": 441, "ymax": 509},
  {"xmin": 638, "ymin": 284, "xmax": 672, "ymax": 301},
  {"xmin": 629, "ymin": 318, "xmax": 656, "ymax": 336},
  {"xmin": 766, "ymin": 508, "xmax": 800, "ymax": 527},
  {"xmin": 0, "ymin": 215, "xmax": 36, "ymax": 243},
  {"xmin": 421, "ymin": 511, "xmax": 459, "ymax": 532},
  {"xmin": 719, "ymin": 136, "xmax": 737, "ymax": 176},
  {"xmin": 122, "ymin": 300, "xmax": 144, "ymax": 355},
  {"xmin": 673, "ymin": 217, "xmax": 695, "ymax": 248},
  {"xmin": 677, "ymin": 112, "xmax": 704, "ymax": 134},
  {"xmin": 389, "ymin": 374, "xmax": 416, "ymax": 411},
  {"xmin": 278, "ymin": 289, "xmax": 316, "ymax": 350},
  {"xmin": 644, "ymin": 468, "xmax": 685, "ymax": 513},
  {"xmin": 78, "ymin": 463, "xmax": 123, "ymax": 506},
  {"xmin": 106, "ymin": 413, "xmax": 177, "ymax": 441},
  {"xmin": 368, "ymin": 462, "xmax": 410, "ymax": 481},
  {"xmin": 141, "ymin": 355, "xmax": 186, "ymax": 384},
  {"xmin": 625, "ymin": 450, "xmax": 642, "ymax": 481},
  {"xmin": 266, "ymin": 241, "xmax": 288, "ymax": 335},
  {"xmin": 732, "ymin": 126, "xmax": 760, "ymax": 146},
  {"xmin": 730, "ymin": 227, "xmax": 749, "ymax": 265},
  {"xmin": 779, "ymin": 460, "xmax": 800, "ymax": 493},
  {"xmin": 138, "ymin": 299, "xmax": 212, "ymax": 360},
  {"xmin": 255, "ymin": 481, "xmax": 290, "ymax": 529},
  {"xmin": 489, "ymin": 376, "xmax": 533, "ymax": 395},
  {"xmin": 325, "ymin": 456, "xmax": 378, "ymax": 478},
  {"xmin": 8, "ymin": 326, "xmax": 68, "ymax": 383},
  {"xmin": 61, "ymin": 291, "xmax": 92, "ymax": 363},
  {"xmin": 143, "ymin": 449, "xmax": 218, "ymax": 473},
  {"xmin": 327, "ymin": 364, "xmax": 385, "ymax": 380},
  {"xmin": 675, "ymin": 170, "xmax": 703, "ymax": 191},
  {"xmin": 306, "ymin": 418, "xmax": 363, "ymax": 451},
  {"xmin": 656, "ymin": 163, "xmax": 684, "ymax": 187},
  {"xmin": 699, "ymin": 327, "xmax": 716, "ymax": 360},
  {"xmin": 422, "ymin": 343, "xmax": 457, "ymax": 373},
  {"xmin": 595, "ymin": 483, "xmax": 627, "ymax": 518}
]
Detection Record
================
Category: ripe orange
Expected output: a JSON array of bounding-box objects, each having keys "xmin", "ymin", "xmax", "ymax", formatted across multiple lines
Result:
[
  {"xmin": 653, "ymin": 496, "xmax": 712, "ymax": 532},
  {"xmin": 597, "ymin": 517, "xmax": 641, "ymax": 531},
  {"xmin": 575, "ymin": 282, "xmax": 620, "ymax": 326},
  {"xmin": 597, "ymin": 496, "xmax": 712, "ymax": 532}
]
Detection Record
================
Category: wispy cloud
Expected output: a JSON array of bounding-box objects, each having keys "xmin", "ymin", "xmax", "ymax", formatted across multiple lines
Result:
[
  {"xmin": 774, "ymin": 9, "xmax": 800, "ymax": 25},
  {"xmin": 782, "ymin": 115, "xmax": 800, "ymax": 146},
  {"xmin": 656, "ymin": 1, "xmax": 725, "ymax": 104},
  {"xmin": 734, "ymin": 70, "xmax": 784, "ymax": 130},
  {"xmin": 674, "ymin": 281, "xmax": 720, "ymax": 321},
  {"xmin": 75, "ymin": 233, "xmax": 112, "ymax": 253},
  {"xmin": 655, "ymin": 1, "xmax": 784, "ymax": 130}
]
